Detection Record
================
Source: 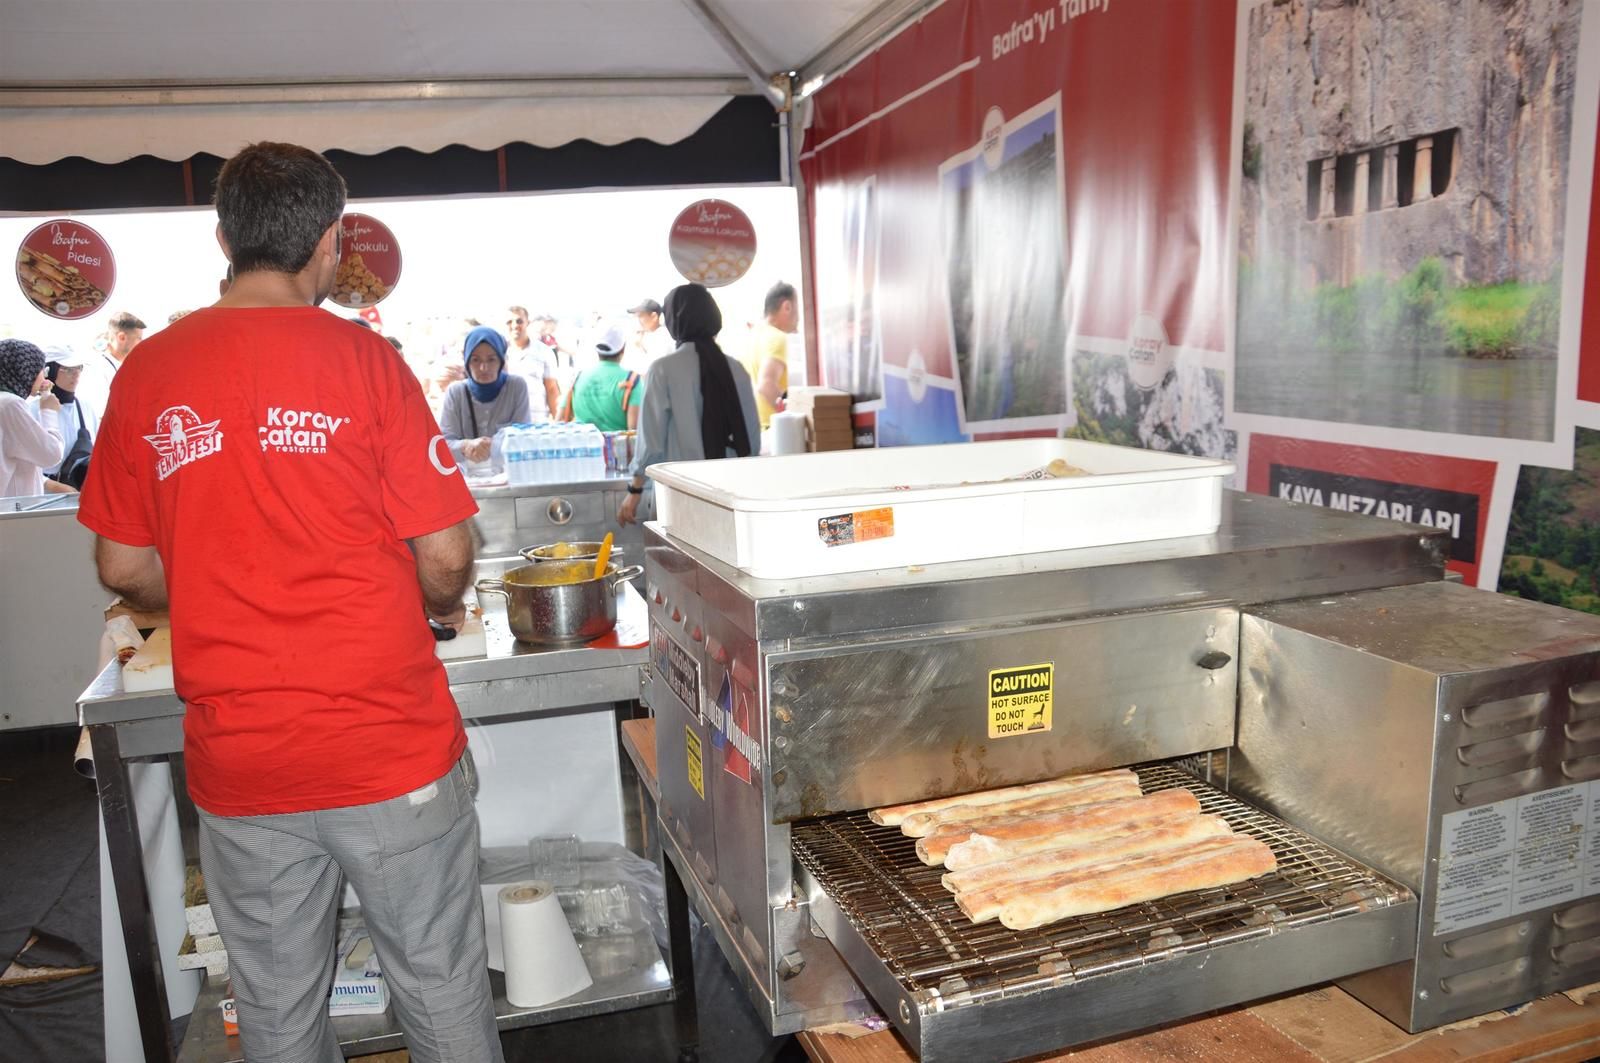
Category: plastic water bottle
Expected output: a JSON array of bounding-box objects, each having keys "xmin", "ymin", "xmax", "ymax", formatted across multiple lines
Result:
[
  {"xmin": 502, "ymin": 427, "xmax": 521, "ymax": 485},
  {"xmin": 530, "ymin": 425, "xmax": 551, "ymax": 484},
  {"xmin": 586, "ymin": 425, "xmax": 606, "ymax": 478},
  {"xmin": 541, "ymin": 424, "xmax": 561, "ymax": 484},
  {"xmin": 557, "ymin": 425, "xmax": 577, "ymax": 481},
  {"xmin": 507, "ymin": 427, "xmax": 532, "ymax": 485}
]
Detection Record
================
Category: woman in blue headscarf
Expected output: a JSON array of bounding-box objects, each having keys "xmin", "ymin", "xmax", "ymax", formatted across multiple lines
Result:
[{"xmin": 439, "ymin": 325, "xmax": 532, "ymax": 467}]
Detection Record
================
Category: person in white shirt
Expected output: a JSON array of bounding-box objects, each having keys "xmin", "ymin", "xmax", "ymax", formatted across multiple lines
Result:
[
  {"xmin": 0, "ymin": 339, "xmax": 64, "ymax": 498},
  {"xmin": 76, "ymin": 310, "xmax": 145, "ymax": 422},
  {"xmin": 505, "ymin": 305, "xmax": 559, "ymax": 418},
  {"xmin": 626, "ymin": 297, "xmax": 676, "ymax": 373},
  {"xmin": 42, "ymin": 345, "xmax": 99, "ymax": 493}
]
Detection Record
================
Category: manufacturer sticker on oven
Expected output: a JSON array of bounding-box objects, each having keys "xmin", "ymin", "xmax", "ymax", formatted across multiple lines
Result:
[
  {"xmin": 818, "ymin": 506, "xmax": 895, "ymax": 547},
  {"xmin": 988, "ymin": 663, "xmax": 1054, "ymax": 739},
  {"xmin": 652, "ymin": 622, "xmax": 702, "ymax": 723}
]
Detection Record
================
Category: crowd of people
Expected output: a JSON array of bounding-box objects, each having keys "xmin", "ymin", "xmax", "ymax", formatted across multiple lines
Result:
[
  {"xmin": 0, "ymin": 278, "xmax": 802, "ymax": 513},
  {"xmin": 0, "ymin": 310, "xmax": 145, "ymax": 499}
]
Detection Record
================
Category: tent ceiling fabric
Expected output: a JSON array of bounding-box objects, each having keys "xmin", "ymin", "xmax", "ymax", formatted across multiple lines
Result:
[
  {"xmin": 0, "ymin": 95, "xmax": 743, "ymax": 167},
  {"xmin": 0, "ymin": 0, "xmax": 885, "ymax": 165}
]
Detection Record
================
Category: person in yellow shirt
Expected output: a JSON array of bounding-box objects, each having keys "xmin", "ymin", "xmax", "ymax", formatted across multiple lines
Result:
[{"xmin": 744, "ymin": 281, "xmax": 797, "ymax": 429}]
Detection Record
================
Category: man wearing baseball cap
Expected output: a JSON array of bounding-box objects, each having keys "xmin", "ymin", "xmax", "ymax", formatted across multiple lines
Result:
[
  {"xmin": 626, "ymin": 296, "xmax": 675, "ymax": 371},
  {"xmin": 560, "ymin": 326, "xmax": 643, "ymax": 432},
  {"xmin": 43, "ymin": 345, "xmax": 97, "ymax": 492}
]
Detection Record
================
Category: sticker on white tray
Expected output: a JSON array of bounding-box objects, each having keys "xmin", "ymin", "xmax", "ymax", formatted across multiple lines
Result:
[{"xmin": 818, "ymin": 507, "xmax": 895, "ymax": 547}]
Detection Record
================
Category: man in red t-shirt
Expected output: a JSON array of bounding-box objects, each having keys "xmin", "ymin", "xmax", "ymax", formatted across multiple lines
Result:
[{"xmin": 78, "ymin": 143, "xmax": 502, "ymax": 1063}]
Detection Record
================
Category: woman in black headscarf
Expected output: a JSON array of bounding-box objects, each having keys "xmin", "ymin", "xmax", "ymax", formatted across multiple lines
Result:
[
  {"xmin": 618, "ymin": 284, "xmax": 759, "ymax": 526},
  {"xmin": 0, "ymin": 338, "xmax": 65, "ymax": 498}
]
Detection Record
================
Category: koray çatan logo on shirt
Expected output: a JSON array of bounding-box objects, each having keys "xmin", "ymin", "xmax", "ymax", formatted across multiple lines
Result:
[
  {"xmin": 258, "ymin": 406, "xmax": 349, "ymax": 455},
  {"xmin": 143, "ymin": 405, "xmax": 223, "ymax": 481}
]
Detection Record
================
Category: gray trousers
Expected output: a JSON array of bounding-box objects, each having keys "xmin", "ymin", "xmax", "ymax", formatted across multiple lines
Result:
[{"xmin": 197, "ymin": 753, "xmax": 504, "ymax": 1063}]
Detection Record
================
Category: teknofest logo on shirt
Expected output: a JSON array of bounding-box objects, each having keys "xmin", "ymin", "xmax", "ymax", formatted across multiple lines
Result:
[
  {"xmin": 258, "ymin": 406, "xmax": 350, "ymax": 455},
  {"xmin": 143, "ymin": 405, "xmax": 224, "ymax": 481}
]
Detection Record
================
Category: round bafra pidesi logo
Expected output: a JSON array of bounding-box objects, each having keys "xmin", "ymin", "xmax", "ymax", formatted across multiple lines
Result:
[
  {"xmin": 15, "ymin": 220, "xmax": 117, "ymax": 320},
  {"xmin": 1126, "ymin": 312, "xmax": 1174, "ymax": 391},
  {"xmin": 981, "ymin": 107, "xmax": 1007, "ymax": 171},
  {"xmin": 668, "ymin": 199, "xmax": 757, "ymax": 288}
]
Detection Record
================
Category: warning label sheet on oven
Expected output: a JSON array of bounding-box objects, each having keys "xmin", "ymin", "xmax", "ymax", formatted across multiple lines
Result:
[{"xmin": 1433, "ymin": 781, "xmax": 1600, "ymax": 936}]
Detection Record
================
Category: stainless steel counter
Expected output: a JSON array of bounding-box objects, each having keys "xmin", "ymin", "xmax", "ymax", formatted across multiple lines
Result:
[
  {"xmin": 82, "ymin": 581, "xmax": 686, "ymax": 1063},
  {"xmin": 468, "ymin": 471, "xmax": 634, "ymax": 498},
  {"xmin": 468, "ymin": 473, "xmax": 643, "ymax": 564},
  {"xmin": 3, "ymin": 491, "xmax": 79, "ymax": 514},
  {"xmin": 79, "ymin": 582, "xmax": 650, "ymax": 732}
]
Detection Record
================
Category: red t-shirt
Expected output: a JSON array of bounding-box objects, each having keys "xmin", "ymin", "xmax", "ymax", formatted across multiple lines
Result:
[{"xmin": 78, "ymin": 307, "xmax": 478, "ymax": 816}]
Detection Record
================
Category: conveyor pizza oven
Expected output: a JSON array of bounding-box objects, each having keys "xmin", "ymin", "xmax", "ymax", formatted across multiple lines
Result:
[{"xmin": 644, "ymin": 492, "xmax": 1600, "ymax": 1061}]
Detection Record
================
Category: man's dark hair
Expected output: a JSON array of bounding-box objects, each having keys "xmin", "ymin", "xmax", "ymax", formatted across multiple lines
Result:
[
  {"xmin": 214, "ymin": 142, "xmax": 347, "ymax": 275},
  {"xmin": 764, "ymin": 281, "xmax": 797, "ymax": 318},
  {"xmin": 108, "ymin": 311, "xmax": 146, "ymax": 332}
]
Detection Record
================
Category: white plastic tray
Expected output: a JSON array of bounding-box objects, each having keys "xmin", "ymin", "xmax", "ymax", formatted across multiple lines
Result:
[{"xmin": 648, "ymin": 439, "xmax": 1233, "ymax": 579}]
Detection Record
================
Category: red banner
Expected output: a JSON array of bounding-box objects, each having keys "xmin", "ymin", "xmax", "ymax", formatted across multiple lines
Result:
[
  {"xmin": 1581, "ymin": 102, "xmax": 1600, "ymax": 406},
  {"xmin": 800, "ymin": 0, "xmax": 1234, "ymax": 448},
  {"xmin": 1247, "ymin": 434, "xmax": 1497, "ymax": 585}
]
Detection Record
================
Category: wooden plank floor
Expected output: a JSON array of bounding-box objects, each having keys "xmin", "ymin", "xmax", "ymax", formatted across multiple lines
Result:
[{"xmin": 799, "ymin": 985, "xmax": 1600, "ymax": 1063}]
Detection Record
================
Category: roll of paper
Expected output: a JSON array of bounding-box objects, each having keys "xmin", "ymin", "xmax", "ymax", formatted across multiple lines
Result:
[
  {"xmin": 770, "ymin": 411, "xmax": 808, "ymax": 456},
  {"xmin": 497, "ymin": 880, "xmax": 593, "ymax": 1008}
]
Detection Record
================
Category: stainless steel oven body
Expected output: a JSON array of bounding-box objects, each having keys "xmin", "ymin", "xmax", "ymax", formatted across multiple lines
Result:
[
  {"xmin": 640, "ymin": 491, "xmax": 1553, "ymax": 1060},
  {"xmin": 1234, "ymin": 581, "xmax": 1600, "ymax": 1032}
]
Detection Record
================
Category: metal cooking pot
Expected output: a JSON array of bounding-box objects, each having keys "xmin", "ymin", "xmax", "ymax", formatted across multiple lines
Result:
[
  {"xmin": 476, "ymin": 561, "xmax": 644, "ymax": 646},
  {"xmin": 519, "ymin": 541, "xmax": 613, "ymax": 563}
]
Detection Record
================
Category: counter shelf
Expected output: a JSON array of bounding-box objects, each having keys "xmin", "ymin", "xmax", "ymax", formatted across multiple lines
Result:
[{"xmin": 79, "ymin": 580, "xmax": 692, "ymax": 1063}]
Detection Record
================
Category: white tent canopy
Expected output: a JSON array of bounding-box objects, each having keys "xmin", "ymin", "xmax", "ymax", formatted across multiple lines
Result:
[{"xmin": 0, "ymin": 0, "xmax": 929, "ymax": 165}]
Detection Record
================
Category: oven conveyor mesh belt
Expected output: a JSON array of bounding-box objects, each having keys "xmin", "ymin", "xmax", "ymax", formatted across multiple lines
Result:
[{"xmin": 791, "ymin": 762, "xmax": 1412, "ymax": 1005}]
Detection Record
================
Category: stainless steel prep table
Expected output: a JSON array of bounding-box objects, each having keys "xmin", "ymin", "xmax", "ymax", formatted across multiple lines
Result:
[
  {"xmin": 81, "ymin": 580, "xmax": 694, "ymax": 1062},
  {"xmin": 469, "ymin": 472, "xmax": 645, "ymax": 564}
]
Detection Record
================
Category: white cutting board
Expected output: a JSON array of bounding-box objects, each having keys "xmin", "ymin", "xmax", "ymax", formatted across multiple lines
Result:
[
  {"xmin": 120, "ymin": 614, "xmax": 487, "ymax": 693},
  {"xmin": 121, "ymin": 627, "xmax": 174, "ymax": 693},
  {"xmin": 436, "ymin": 612, "xmax": 488, "ymax": 660}
]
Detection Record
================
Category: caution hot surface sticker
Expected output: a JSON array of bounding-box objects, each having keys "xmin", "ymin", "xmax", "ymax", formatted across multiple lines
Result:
[{"xmin": 988, "ymin": 663, "xmax": 1054, "ymax": 738}]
